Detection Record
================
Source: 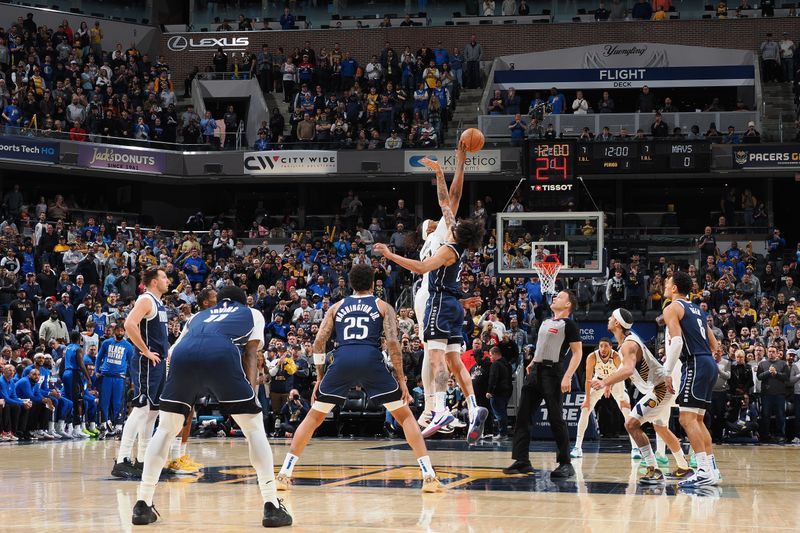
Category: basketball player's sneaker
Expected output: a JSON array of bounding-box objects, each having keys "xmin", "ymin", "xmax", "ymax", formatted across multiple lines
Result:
[
  {"xmin": 421, "ymin": 476, "xmax": 446, "ymax": 493},
  {"xmin": 466, "ymin": 407, "xmax": 488, "ymax": 444},
  {"xmin": 570, "ymin": 446, "xmax": 583, "ymax": 458},
  {"xmin": 677, "ymin": 471, "xmax": 716, "ymax": 488},
  {"xmin": 639, "ymin": 454, "xmax": 670, "ymax": 467},
  {"xmin": 638, "ymin": 466, "xmax": 665, "ymax": 485},
  {"xmin": 275, "ymin": 473, "xmax": 292, "ymax": 491},
  {"xmin": 112, "ymin": 458, "xmax": 141, "ymax": 479},
  {"xmin": 630, "ymin": 448, "xmax": 641, "ymax": 459},
  {"xmin": 417, "ymin": 412, "xmax": 432, "ymax": 429},
  {"xmin": 436, "ymin": 424, "xmax": 454, "ymax": 434},
  {"xmin": 183, "ymin": 456, "xmax": 203, "ymax": 469},
  {"xmin": 502, "ymin": 461, "xmax": 536, "ymax": 475},
  {"xmin": 666, "ymin": 467, "xmax": 694, "ymax": 480},
  {"xmin": 421, "ymin": 411, "xmax": 455, "ymax": 438},
  {"xmin": 689, "ymin": 453, "xmax": 697, "ymax": 469},
  {"xmin": 450, "ymin": 418, "xmax": 467, "ymax": 428},
  {"xmin": 131, "ymin": 500, "xmax": 160, "ymax": 525},
  {"xmin": 167, "ymin": 456, "xmax": 200, "ymax": 475},
  {"xmin": 262, "ymin": 500, "xmax": 293, "ymax": 527}
]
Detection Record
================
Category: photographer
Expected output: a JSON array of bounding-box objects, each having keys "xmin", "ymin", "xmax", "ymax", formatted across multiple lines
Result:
[
  {"xmin": 725, "ymin": 394, "xmax": 759, "ymax": 441},
  {"xmin": 277, "ymin": 388, "xmax": 308, "ymax": 438},
  {"xmin": 267, "ymin": 343, "xmax": 296, "ymax": 422}
]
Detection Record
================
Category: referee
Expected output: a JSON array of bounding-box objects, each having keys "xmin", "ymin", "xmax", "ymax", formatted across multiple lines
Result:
[{"xmin": 503, "ymin": 290, "xmax": 583, "ymax": 479}]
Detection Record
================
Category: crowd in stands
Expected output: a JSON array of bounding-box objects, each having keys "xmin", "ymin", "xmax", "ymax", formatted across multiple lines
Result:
[
  {"xmin": 0, "ymin": 182, "xmax": 797, "ymax": 443},
  {"xmin": 198, "ymin": 35, "xmax": 484, "ymax": 150},
  {"xmin": 487, "ymin": 85, "xmax": 761, "ymax": 144},
  {"xmin": 0, "ymin": 12, "xmax": 187, "ymax": 147}
]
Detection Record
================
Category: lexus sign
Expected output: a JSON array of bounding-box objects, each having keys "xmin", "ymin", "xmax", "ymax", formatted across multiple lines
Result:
[
  {"xmin": 167, "ymin": 35, "xmax": 250, "ymax": 52},
  {"xmin": 243, "ymin": 150, "xmax": 338, "ymax": 175}
]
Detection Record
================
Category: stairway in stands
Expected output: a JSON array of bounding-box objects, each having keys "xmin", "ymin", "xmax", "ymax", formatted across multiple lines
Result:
[
  {"xmin": 444, "ymin": 88, "xmax": 486, "ymax": 147},
  {"xmin": 760, "ymin": 81, "xmax": 796, "ymax": 142}
]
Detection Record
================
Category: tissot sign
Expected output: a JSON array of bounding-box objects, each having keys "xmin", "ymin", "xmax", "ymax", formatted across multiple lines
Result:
[{"xmin": 167, "ymin": 36, "xmax": 250, "ymax": 52}]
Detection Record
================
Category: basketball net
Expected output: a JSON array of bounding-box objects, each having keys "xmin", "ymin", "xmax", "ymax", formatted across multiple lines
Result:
[{"xmin": 532, "ymin": 254, "xmax": 562, "ymax": 298}]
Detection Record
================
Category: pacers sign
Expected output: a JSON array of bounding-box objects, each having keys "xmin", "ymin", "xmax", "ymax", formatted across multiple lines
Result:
[
  {"xmin": 243, "ymin": 150, "xmax": 338, "ymax": 175},
  {"xmin": 732, "ymin": 144, "xmax": 800, "ymax": 170}
]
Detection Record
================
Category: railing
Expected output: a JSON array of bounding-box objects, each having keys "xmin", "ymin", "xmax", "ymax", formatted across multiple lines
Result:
[
  {"xmin": 478, "ymin": 111, "xmax": 759, "ymax": 139},
  {"xmin": 2, "ymin": 127, "xmax": 243, "ymax": 152}
]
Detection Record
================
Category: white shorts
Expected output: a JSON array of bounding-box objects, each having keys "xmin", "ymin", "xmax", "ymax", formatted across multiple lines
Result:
[
  {"xmin": 630, "ymin": 384, "xmax": 673, "ymax": 427},
  {"xmin": 414, "ymin": 285, "xmax": 429, "ymax": 342},
  {"xmin": 587, "ymin": 382, "xmax": 629, "ymax": 408}
]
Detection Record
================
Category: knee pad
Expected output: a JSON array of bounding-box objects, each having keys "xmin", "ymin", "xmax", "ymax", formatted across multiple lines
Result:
[
  {"xmin": 426, "ymin": 339, "xmax": 447, "ymax": 352},
  {"xmin": 233, "ymin": 412, "xmax": 266, "ymax": 435},
  {"xmin": 157, "ymin": 411, "xmax": 185, "ymax": 435}
]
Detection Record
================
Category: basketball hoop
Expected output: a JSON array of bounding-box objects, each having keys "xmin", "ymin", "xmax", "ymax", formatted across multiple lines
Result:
[{"xmin": 532, "ymin": 254, "xmax": 562, "ymax": 296}]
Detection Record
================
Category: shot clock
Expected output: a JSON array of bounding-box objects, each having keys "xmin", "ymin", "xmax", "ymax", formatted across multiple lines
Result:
[{"xmin": 529, "ymin": 140, "xmax": 576, "ymax": 183}]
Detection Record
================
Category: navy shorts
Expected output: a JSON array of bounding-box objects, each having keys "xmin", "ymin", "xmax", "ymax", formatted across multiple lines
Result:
[
  {"xmin": 130, "ymin": 355, "xmax": 166, "ymax": 409},
  {"xmin": 423, "ymin": 292, "xmax": 464, "ymax": 345},
  {"xmin": 678, "ymin": 355, "xmax": 718, "ymax": 410},
  {"xmin": 160, "ymin": 337, "xmax": 261, "ymax": 417},
  {"xmin": 316, "ymin": 346, "xmax": 402, "ymax": 406}
]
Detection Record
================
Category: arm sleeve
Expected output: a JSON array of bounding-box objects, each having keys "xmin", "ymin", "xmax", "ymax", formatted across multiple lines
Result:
[{"xmin": 248, "ymin": 309, "xmax": 266, "ymax": 350}]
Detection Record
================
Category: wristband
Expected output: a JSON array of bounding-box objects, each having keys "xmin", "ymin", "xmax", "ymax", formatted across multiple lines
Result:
[{"xmin": 313, "ymin": 353, "xmax": 326, "ymax": 365}]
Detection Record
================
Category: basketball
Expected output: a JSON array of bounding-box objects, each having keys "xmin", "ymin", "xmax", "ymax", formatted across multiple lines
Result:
[{"xmin": 460, "ymin": 128, "xmax": 485, "ymax": 152}]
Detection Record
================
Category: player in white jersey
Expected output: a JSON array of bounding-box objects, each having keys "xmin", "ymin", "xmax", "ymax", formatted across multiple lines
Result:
[
  {"xmin": 410, "ymin": 145, "xmax": 488, "ymax": 443},
  {"xmin": 570, "ymin": 337, "xmax": 637, "ymax": 458},
  {"xmin": 591, "ymin": 309, "xmax": 693, "ymax": 484}
]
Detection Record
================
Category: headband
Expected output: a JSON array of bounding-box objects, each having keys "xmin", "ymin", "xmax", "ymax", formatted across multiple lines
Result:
[{"xmin": 612, "ymin": 308, "xmax": 633, "ymax": 330}]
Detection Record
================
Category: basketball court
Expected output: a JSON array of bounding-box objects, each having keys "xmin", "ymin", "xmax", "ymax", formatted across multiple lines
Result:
[{"xmin": 1, "ymin": 439, "xmax": 797, "ymax": 531}]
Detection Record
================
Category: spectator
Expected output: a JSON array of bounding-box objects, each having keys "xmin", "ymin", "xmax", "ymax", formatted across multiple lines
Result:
[
  {"xmin": 571, "ymin": 90, "xmax": 589, "ymax": 114},
  {"xmin": 547, "ymin": 87, "xmax": 566, "ymax": 115},
  {"xmin": 760, "ymin": 33, "xmax": 781, "ymax": 82},
  {"xmin": 757, "ymin": 346, "xmax": 790, "ymax": 442},
  {"xmin": 597, "ymin": 91, "xmax": 615, "ymax": 113},
  {"xmin": 280, "ymin": 8, "xmax": 296, "ymax": 30},
  {"xmin": 508, "ymin": 114, "xmax": 527, "ymax": 146},
  {"xmin": 636, "ymin": 85, "xmax": 655, "ymax": 113},
  {"xmin": 464, "ymin": 35, "xmax": 483, "ymax": 89},
  {"xmin": 487, "ymin": 346, "xmax": 513, "ymax": 439},
  {"xmin": 631, "ymin": 0, "xmax": 653, "ymax": 19},
  {"xmin": 595, "ymin": 2, "xmax": 610, "ymax": 20}
]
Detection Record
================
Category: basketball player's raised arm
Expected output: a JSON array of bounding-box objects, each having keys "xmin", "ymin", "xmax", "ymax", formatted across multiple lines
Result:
[
  {"xmin": 379, "ymin": 301, "xmax": 408, "ymax": 401},
  {"xmin": 448, "ymin": 142, "xmax": 468, "ymax": 215},
  {"xmin": 373, "ymin": 242, "xmax": 454, "ymax": 275},
  {"xmin": 312, "ymin": 301, "xmax": 341, "ymax": 384},
  {"xmin": 124, "ymin": 296, "xmax": 160, "ymax": 365},
  {"xmin": 592, "ymin": 343, "xmax": 636, "ymax": 390},
  {"xmin": 419, "ymin": 157, "xmax": 456, "ymax": 230}
]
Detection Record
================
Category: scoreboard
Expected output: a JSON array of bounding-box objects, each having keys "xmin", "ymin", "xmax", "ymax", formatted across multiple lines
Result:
[
  {"xmin": 575, "ymin": 140, "xmax": 711, "ymax": 173},
  {"xmin": 529, "ymin": 140, "xmax": 576, "ymax": 185}
]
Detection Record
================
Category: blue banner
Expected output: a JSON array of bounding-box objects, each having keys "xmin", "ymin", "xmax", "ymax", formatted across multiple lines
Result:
[
  {"xmin": 0, "ymin": 137, "xmax": 59, "ymax": 164},
  {"xmin": 494, "ymin": 65, "xmax": 754, "ymax": 89},
  {"xmin": 578, "ymin": 321, "xmax": 658, "ymax": 345},
  {"xmin": 531, "ymin": 391, "xmax": 599, "ymax": 440}
]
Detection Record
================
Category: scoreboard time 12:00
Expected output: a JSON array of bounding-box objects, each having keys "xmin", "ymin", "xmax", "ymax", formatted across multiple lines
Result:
[{"xmin": 530, "ymin": 140, "xmax": 576, "ymax": 182}]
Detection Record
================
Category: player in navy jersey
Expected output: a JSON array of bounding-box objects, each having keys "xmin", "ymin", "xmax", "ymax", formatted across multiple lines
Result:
[
  {"xmin": 131, "ymin": 286, "xmax": 291, "ymax": 528},
  {"xmin": 663, "ymin": 271, "xmax": 722, "ymax": 487},
  {"xmin": 276, "ymin": 264, "xmax": 445, "ymax": 493},
  {"xmin": 375, "ymin": 157, "xmax": 487, "ymax": 441},
  {"xmin": 96, "ymin": 323, "xmax": 135, "ymax": 438},
  {"xmin": 113, "ymin": 267, "xmax": 170, "ymax": 479}
]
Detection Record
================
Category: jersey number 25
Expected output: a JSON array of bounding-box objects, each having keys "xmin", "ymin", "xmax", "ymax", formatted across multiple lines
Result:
[{"xmin": 343, "ymin": 316, "xmax": 369, "ymax": 340}]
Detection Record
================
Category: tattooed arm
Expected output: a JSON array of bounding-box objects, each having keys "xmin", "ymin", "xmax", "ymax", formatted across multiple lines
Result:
[
  {"xmin": 312, "ymin": 301, "xmax": 341, "ymax": 381},
  {"xmin": 420, "ymin": 157, "xmax": 457, "ymax": 231},
  {"xmin": 449, "ymin": 141, "xmax": 467, "ymax": 215},
  {"xmin": 378, "ymin": 299, "xmax": 411, "ymax": 403}
]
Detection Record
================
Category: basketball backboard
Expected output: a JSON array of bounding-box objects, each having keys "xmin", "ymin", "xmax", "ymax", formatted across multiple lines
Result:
[{"xmin": 496, "ymin": 211, "xmax": 604, "ymax": 277}]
